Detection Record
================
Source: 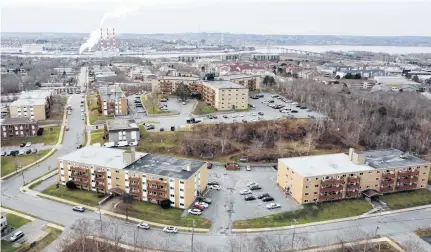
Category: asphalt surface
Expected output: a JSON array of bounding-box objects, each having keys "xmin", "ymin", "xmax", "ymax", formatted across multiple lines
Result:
[{"xmin": 1, "ymin": 67, "xmax": 431, "ymax": 251}]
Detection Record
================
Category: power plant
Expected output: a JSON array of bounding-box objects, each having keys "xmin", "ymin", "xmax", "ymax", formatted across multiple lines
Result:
[{"xmin": 97, "ymin": 27, "xmax": 118, "ymax": 56}]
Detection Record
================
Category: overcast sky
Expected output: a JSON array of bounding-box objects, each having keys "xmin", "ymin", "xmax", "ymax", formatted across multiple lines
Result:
[{"xmin": 2, "ymin": 0, "xmax": 431, "ymax": 36}]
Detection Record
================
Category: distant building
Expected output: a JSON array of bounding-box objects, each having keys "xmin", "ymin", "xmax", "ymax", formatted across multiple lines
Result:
[
  {"xmin": 151, "ymin": 76, "xmax": 201, "ymax": 94},
  {"xmin": 341, "ymin": 79, "xmax": 376, "ymax": 89},
  {"xmin": 9, "ymin": 90, "xmax": 53, "ymax": 121},
  {"xmin": 277, "ymin": 148, "xmax": 431, "ymax": 204},
  {"xmin": 105, "ymin": 119, "xmax": 140, "ymax": 144},
  {"xmin": 201, "ymin": 81, "xmax": 249, "ymax": 111},
  {"xmin": 220, "ymin": 54, "xmax": 240, "ymax": 61},
  {"xmin": 252, "ymin": 54, "xmax": 280, "ymax": 61},
  {"xmin": 373, "ymin": 76, "xmax": 419, "ymax": 87},
  {"xmin": 178, "ymin": 55, "xmax": 202, "ymax": 62},
  {"xmin": 1, "ymin": 117, "xmax": 39, "ymax": 139},
  {"xmin": 97, "ymin": 85, "xmax": 128, "ymax": 116},
  {"xmin": 57, "ymin": 146, "xmax": 208, "ymax": 209},
  {"xmin": 21, "ymin": 44, "xmax": 45, "ymax": 54},
  {"xmin": 53, "ymin": 68, "xmax": 74, "ymax": 75},
  {"xmin": 221, "ymin": 74, "xmax": 261, "ymax": 90}
]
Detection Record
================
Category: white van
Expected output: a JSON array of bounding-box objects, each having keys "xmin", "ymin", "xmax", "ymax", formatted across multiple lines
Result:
[
  {"xmin": 130, "ymin": 141, "xmax": 138, "ymax": 146},
  {"xmin": 117, "ymin": 141, "xmax": 129, "ymax": 147},
  {"xmin": 103, "ymin": 142, "xmax": 115, "ymax": 148}
]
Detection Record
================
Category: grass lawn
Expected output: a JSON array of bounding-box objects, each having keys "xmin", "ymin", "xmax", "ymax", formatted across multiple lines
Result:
[
  {"xmin": 27, "ymin": 227, "xmax": 62, "ymax": 252},
  {"xmin": 1, "ymin": 149, "xmax": 51, "ymax": 177},
  {"xmin": 233, "ymin": 199, "xmax": 371, "ymax": 229},
  {"xmin": 1, "ymin": 240, "xmax": 21, "ymax": 252},
  {"xmin": 41, "ymin": 184, "xmax": 102, "ymax": 207},
  {"xmin": 416, "ymin": 228, "xmax": 431, "ymax": 237},
  {"xmin": 3, "ymin": 212, "xmax": 31, "ymax": 229},
  {"xmin": 141, "ymin": 94, "xmax": 171, "ymax": 115},
  {"xmin": 1, "ymin": 126, "xmax": 61, "ymax": 147},
  {"xmin": 116, "ymin": 201, "xmax": 211, "ymax": 229},
  {"xmin": 135, "ymin": 131, "xmax": 182, "ymax": 155},
  {"xmin": 381, "ymin": 189, "xmax": 431, "ymax": 210},
  {"xmin": 90, "ymin": 129, "xmax": 105, "ymax": 144},
  {"xmin": 192, "ymin": 101, "xmax": 216, "ymax": 115}
]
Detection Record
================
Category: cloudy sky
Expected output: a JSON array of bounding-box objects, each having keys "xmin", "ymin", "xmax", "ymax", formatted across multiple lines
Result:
[{"xmin": 2, "ymin": 0, "xmax": 431, "ymax": 36}]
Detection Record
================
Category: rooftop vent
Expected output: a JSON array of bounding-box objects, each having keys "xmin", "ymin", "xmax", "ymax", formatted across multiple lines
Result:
[{"xmin": 182, "ymin": 164, "xmax": 191, "ymax": 172}]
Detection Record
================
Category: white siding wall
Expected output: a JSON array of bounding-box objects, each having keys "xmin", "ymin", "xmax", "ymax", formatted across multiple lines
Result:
[
  {"xmin": 179, "ymin": 180, "xmax": 185, "ymax": 209},
  {"xmin": 90, "ymin": 166, "xmax": 96, "ymax": 191},
  {"xmin": 107, "ymin": 169, "xmax": 112, "ymax": 190},
  {"xmin": 142, "ymin": 176, "xmax": 147, "ymax": 201},
  {"xmin": 169, "ymin": 179, "xmax": 175, "ymax": 207}
]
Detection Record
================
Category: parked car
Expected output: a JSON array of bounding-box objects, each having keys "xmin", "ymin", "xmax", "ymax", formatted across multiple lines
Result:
[
  {"xmin": 207, "ymin": 163, "xmax": 213, "ymax": 169},
  {"xmin": 258, "ymin": 112, "xmax": 264, "ymax": 116},
  {"xmin": 194, "ymin": 202, "xmax": 209, "ymax": 208},
  {"xmin": 247, "ymin": 182, "xmax": 258, "ymax": 187},
  {"xmin": 207, "ymin": 115, "xmax": 213, "ymax": 119},
  {"xmin": 146, "ymin": 125, "xmax": 155, "ymax": 130},
  {"xmin": 1, "ymin": 151, "xmax": 6, "ymax": 156},
  {"xmin": 271, "ymin": 95, "xmax": 279, "ymax": 98},
  {"xmin": 77, "ymin": 144, "xmax": 83, "ymax": 149},
  {"xmin": 188, "ymin": 209, "xmax": 202, "ymax": 215},
  {"xmin": 257, "ymin": 93, "xmax": 264, "ymax": 98},
  {"xmin": 265, "ymin": 203, "xmax": 281, "ymax": 209},
  {"xmin": 163, "ymin": 226, "xmax": 178, "ymax": 233},
  {"xmin": 250, "ymin": 185, "xmax": 262, "ymax": 190},
  {"xmin": 130, "ymin": 141, "xmax": 138, "ymax": 146},
  {"xmin": 242, "ymin": 119, "xmax": 247, "ymax": 123},
  {"xmin": 207, "ymin": 181, "xmax": 219, "ymax": 186},
  {"xmin": 193, "ymin": 204, "xmax": 205, "ymax": 211},
  {"xmin": 251, "ymin": 112, "xmax": 257, "ymax": 116},
  {"xmin": 307, "ymin": 109, "xmax": 312, "ymax": 112},
  {"xmin": 273, "ymin": 165, "xmax": 278, "ymax": 170},
  {"xmin": 72, "ymin": 206, "xmax": 85, "ymax": 212},
  {"xmin": 244, "ymin": 195, "xmax": 256, "ymax": 201},
  {"xmin": 257, "ymin": 193, "xmax": 270, "ymax": 199},
  {"xmin": 19, "ymin": 143, "xmax": 26, "ymax": 147},
  {"xmin": 223, "ymin": 115, "xmax": 228, "ymax": 119},
  {"xmin": 208, "ymin": 185, "xmax": 221, "ymax": 190},
  {"xmin": 291, "ymin": 110, "xmax": 298, "ymax": 113},
  {"xmin": 25, "ymin": 142, "xmax": 32, "ymax": 147},
  {"xmin": 25, "ymin": 149, "xmax": 32, "ymax": 154},
  {"xmin": 213, "ymin": 115, "xmax": 218, "ymax": 119},
  {"xmin": 300, "ymin": 106, "xmax": 307, "ymax": 109},
  {"xmin": 117, "ymin": 141, "xmax": 129, "ymax": 147},
  {"xmin": 9, "ymin": 231, "xmax": 24, "ymax": 242},
  {"xmin": 18, "ymin": 150, "xmax": 25, "ymax": 155},
  {"xmin": 103, "ymin": 142, "xmax": 115, "ymax": 148},
  {"xmin": 197, "ymin": 197, "xmax": 212, "ymax": 204},
  {"xmin": 246, "ymin": 166, "xmax": 251, "ymax": 171},
  {"xmin": 262, "ymin": 196, "xmax": 274, "ymax": 202},
  {"xmin": 10, "ymin": 150, "xmax": 19, "ymax": 156},
  {"xmin": 239, "ymin": 189, "xmax": 252, "ymax": 195},
  {"xmin": 137, "ymin": 223, "xmax": 150, "ymax": 230}
]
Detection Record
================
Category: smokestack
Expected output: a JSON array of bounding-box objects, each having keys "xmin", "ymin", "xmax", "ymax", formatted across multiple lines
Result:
[
  {"xmin": 100, "ymin": 28, "xmax": 104, "ymax": 51},
  {"xmin": 106, "ymin": 28, "xmax": 110, "ymax": 50},
  {"xmin": 112, "ymin": 28, "xmax": 116, "ymax": 50}
]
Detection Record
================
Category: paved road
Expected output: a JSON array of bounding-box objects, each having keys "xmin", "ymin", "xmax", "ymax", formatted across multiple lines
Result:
[{"xmin": 1, "ymin": 66, "xmax": 431, "ymax": 251}]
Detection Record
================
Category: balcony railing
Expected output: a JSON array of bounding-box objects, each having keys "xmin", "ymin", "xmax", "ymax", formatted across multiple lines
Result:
[
  {"xmin": 147, "ymin": 194, "xmax": 169, "ymax": 200},
  {"xmin": 381, "ymin": 186, "xmax": 394, "ymax": 193},
  {"xmin": 130, "ymin": 190, "xmax": 140, "ymax": 196},
  {"xmin": 319, "ymin": 193, "xmax": 343, "ymax": 201},
  {"xmin": 95, "ymin": 170, "xmax": 105, "ymax": 175},
  {"xmin": 397, "ymin": 176, "xmax": 419, "ymax": 183},
  {"xmin": 346, "ymin": 191, "xmax": 361, "ymax": 198},
  {"xmin": 95, "ymin": 183, "xmax": 105, "ymax": 189},
  {"xmin": 396, "ymin": 184, "xmax": 417, "ymax": 191},
  {"xmin": 381, "ymin": 179, "xmax": 395, "ymax": 185},
  {"xmin": 346, "ymin": 183, "xmax": 360, "ymax": 189},
  {"xmin": 321, "ymin": 178, "xmax": 345, "ymax": 186},
  {"xmin": 129, "ymin": 177, "xmax": 140, "ymax": 182},
  {"xmin": 320, "ymin": 186, "xmax": 343, "ymax": 193},
  {"xmin": 95, "ymin": 176, "xmax": 105, "ymax": 182},
  {"xmin": 398, "ymin": 170, "xmax": 419, "ymax": 176},
  {"xmin": 382, "ymin": 173, "xmax": 396, "ymax": 179},
  {"xmin": 71, "ymin": 173, "xmax": 88, "ymax": 179},
  {"xmin": 147, "ymin": 180, "xmax": 168, "ymax": 186},
  {"xmin": 148, "ymin": 186, "xmax": 168, "ymax": 193},
  {"xmin": 347, "ymin": 177, "xmax": 360, "ymax": 183},
  {"xmin": 72, "ymin": 179, "xmax": 89, "ymax": 185},
  {"xmin": 70, "ymin": 167, "xmax": 88, "ymax": 173}
]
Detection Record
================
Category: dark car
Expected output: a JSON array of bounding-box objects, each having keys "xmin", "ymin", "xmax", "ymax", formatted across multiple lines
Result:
[
  {"xmin": 207, "ymin": 115, "xmax": 213, "ymax": 119},
  {"xmin": 244, "ymin": 195, "xmax": 256, "ymax": 201},
  {"xmin": 273, "ymin": 165, "xmax": 278, "ymax": 170},
  {"xmin": 193, "ymin": 204, "xmax": 205, "ymax": 211},
  {"xmin": 257, "ymin": 94, "xmax": 264, "ymax": 98},
  {"xmin": 160, "ymin": 128, "xmax": 165, "ymax": 132},
  {"xmin": 291, "ymin": 110, "xmax": 298, "ymax": 113},
  {"xmin": 207, "ymin": 181, "xmax": 219, "ymax": 186},
  {"xmin": 223, "ymin": 115, "xmax": 228, "ymax": 119},
  {"xmin": 296, "ymin": 105, "xmax": 301, "ymax": 108},
  {"xmin": 25, "ymin": 149, "xmax": 32, "ymax": 154},
  {"xmin": 250, "ymin": 185, "xmax": 262, "ymax": 190},
  {"xmin": 197, "ymin": 197, "xmax": 212, "ymax": 204},
  {"xmin": 77, "ymin": 144, "xmax": 83, "ymax": 149},
  {"xmin": 257, "ymin": 193, "xmax": 270, "ymax": 199},
  {"xmin": 262, "ymin": 196, "xmax": 274, "ymax": 202},
  {"xmin": 213, "ymin": 115, "xmax": 218, "ymax": 119},
  {"xmin": 19, "ymin": 143, "xmax": 26, "ymax": 147},
  {"xmin": 300, "ymin": 106, "xmax": 307, "ymax": 109},
  {"xmin": 258, "ymin": 112, "xmax": 264, "ymax": 116},
  {"xmin": 10, "ymin": 150, "xmax": 19, "ymax": 156},
  {"xmin": 268, "ymin": 100, "xmax": 275, "ymax": 103},
  {"xmin": 146, "ymin": 125, "xmax": 155, "ymax": 130}
]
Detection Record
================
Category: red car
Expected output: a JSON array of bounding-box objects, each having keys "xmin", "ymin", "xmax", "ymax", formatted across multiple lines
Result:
[
  {"xmin": 242, "ymin": 119, "xmax": 247, "ymax": 123},
  {"xmin": 193, "ymin": 204, "xmax": 205, "ymax": 211},
  {"xmin": 213, "ymin": 115, "xmax": 218, "ymax": 119}
]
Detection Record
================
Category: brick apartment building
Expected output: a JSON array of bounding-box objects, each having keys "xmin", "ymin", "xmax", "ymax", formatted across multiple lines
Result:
[
  {"xmin": 97, "ymin": 85, "xmax": 128, "ymax": 116},
  {"xmin": 1, "ymin": 118, "xmax": 39, "ymax": 139}
]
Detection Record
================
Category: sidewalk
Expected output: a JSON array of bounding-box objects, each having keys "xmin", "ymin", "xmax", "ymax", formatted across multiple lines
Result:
[{"xmin": 84, "ymin": 92, "xmax": 91, "ymax": 146}]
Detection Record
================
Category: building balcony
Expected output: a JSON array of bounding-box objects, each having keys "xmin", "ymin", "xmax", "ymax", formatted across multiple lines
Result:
[
  {"xmin": 95, "ymin": 170, "xmax": 105, "ymax": 176},
  {"xmin": 72, "ymin": 179, "xmax": 89, "ymax": 186},
  {"xmin": 95, "ymin": 176, "xmax": 105, "ymax": 182},
  {"xmin": 147, "ymin": 180, "xmax": 168, "ymax": 186},
  {"xmin": 129, "ymin": 177, "xmax": 140, "ymax": 182},
  {"xmin": 71, "ymin": 173, "xmax": 89, "ymax": 179},
  {"xmin": 148, "ymin": 186, "xmax": 168, "ymax": 193},
  {"xmin": 396, "ymin": 184, "xmax": 417, "ymax": 191},
  {"xmin": 70, "ymin": 167, "xmax": 88, "ymax": 173},
  {"xmin": 321, "ymin": 178, "xmax": 345, "ymax": 186},
  {"xmin": 129, "ymin": 183, "xmax": 140, "ymax": 188},
  {"xmin": 95, "ymin": 183, "xmax": 105, "ymax": 189},
  {"xmin": 381, "ymin": 173, "xmax": 396, "ymax": 179},
  {"xmin": 130, "ymin": 190, "xmax": 140, "ymax": 196},
  {"xmin": 347, "ymin": 177, "xmax": 360, "ymax": 183},
  {"xmin": 381, "ymin": 179, "xmax": 395, "ymax": 185},
  {"xmin": 397, "ymin": 170, "xmax": 419, "ymax": 176},
  {"xmin": 319, "ymin": 193, "xmax": 343, "ymax": 201},
  {"xmin": 346, "ymin": 191, "xmax": 361, "ymax": 198},
  {"xmin": 346, "ymin": 183, "xmax": 360, "ymax": 189},
  {"xmin": 147, "ymin": 194, "xmax": 169, "ymax": 201},
  {"xmin": 320, "ymin": 186, "xmax": 343, "ymax": 193},
  {"xmin": 381, "ymin": 186, "xmax": 394, "ymax": 193},
  {"xmin": 397, "ymin": 176, "xmax": 419, "ymax": 183}
]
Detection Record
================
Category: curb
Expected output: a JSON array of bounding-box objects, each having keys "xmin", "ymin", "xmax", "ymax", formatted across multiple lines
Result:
[
  {"xmin": 231, "ymin": 204, "xmax": 431, "ymax": 233},
  {"xmin": 1, "ymin": 207, "xmax": 36, "ymax": 221}
]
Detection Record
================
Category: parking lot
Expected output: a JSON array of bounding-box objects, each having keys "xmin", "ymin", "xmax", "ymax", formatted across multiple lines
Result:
[
  {"xmin": 1, "ymin": 143, "xmax": 45, "ymax": 155},
  {"xmin": 195, "ymin": 165, "xmax": 302, "ymax": 233}
]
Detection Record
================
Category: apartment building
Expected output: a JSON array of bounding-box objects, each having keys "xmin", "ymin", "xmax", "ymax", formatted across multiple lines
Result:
[
  {"xmin": 277, "ymin": 148, "xmax": 431, "ymax": 204},
  {"xmin": 151, "ymin": 76, "xmax": 201, "ymax": 94},
  {"xmin": 105, "ymin": 119, "xmax": 140, "ymax": 144},
  {"xmin": 201, "ymin": 81, "xmax": 249, "ymax": 111},
  {"xmin": 221, "ymin": 74, "xmax": 261, "ymax": 91},
  {"xmin": 252, "ymin": 53, "xmax": 280, "ymax": 61},
  {"xmin": 57, "ymin": 146, "xmax": 208, "ymax": 209},
  {"xmin": 9, "ymin": 90, "xmax": 53, "ymax": 121},
  {"xmin": 98, "ymin": 85, "xmax": 128, "ymax": 116},
  {"xmin": 1, "ymin": 118, "xmax": 39, "ymax": 139}
]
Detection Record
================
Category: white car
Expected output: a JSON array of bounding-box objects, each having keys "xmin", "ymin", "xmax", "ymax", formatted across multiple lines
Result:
[
  {"xmin": 18, "ymin": 150, "xmax": 25, "ymax": 155},
  {"xmin": 208, "ymin": 185, "xmax": 221, "ymax": 190},
  {"xmin": 251, "ymin": 112, "xmax": 257, "ymax": 116},
  {"xmin": 261, "ymin": 101, "xmax": 269, "ymax": 104},
  {"xmin": 231, "ymin": 114, "xmax": 237, "ymax": 118},
  {"xmin": 72, "ymin": 206, "xmax": 85, "ymax": 212},
  {"xmin": 239, "ymin": 114, "xmax": 244, "ymax": 117},
  {"xmin": 265, "ymin": 203, "xmax": 281, "ymax": 209},
  {"xmin": 188, "ymin": 209, "xmax": 202, "ymax": 215},
  {"xmin": 246, "ymin": 166, "xmax": 251, "ymax": 171},
  {"xmin": 9, "ymin": 231, "xmax": 24, "ymax": 242},
  {"xmin": 25, "ymin": 142, "xmax": 32, "ymax": 147},
  {"xmin": 247, "ymin": 182, "xmax": 258, "ymax": 187},
  {"xmin": 137, "ymin": 222, "xmax": 150, "ymax": 229},
  {"xmin": 281, "ymin": 110, "xmax": 289, "ymax": 113},
  {"xmin": 240, "ymin": 189, "xmax": 252, "ymax": 195},
  {"xmin": 194, "ymin": 202, "xmax": 209, "ymax": 208},
  {"xmin": 292, "ymin": 102, "xmax": 298, "ymax": 105},
  {"xmin": 163, "ymin": 226, "xmax": 178, "ymax": 233},
  {"xmin": 130, "ymin": 141, "xmax": 138, "ymax": 146}
]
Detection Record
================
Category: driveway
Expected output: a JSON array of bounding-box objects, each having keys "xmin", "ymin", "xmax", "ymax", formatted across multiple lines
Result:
[
  {"xmin": 197, "ymin": 165, "xmax": 302, "ymax": 234},
  {"xmin": 2, "ymin": 218, "xmax": 48, "ymax": 244},
  {"xmin": 1, "ymin": 143, "xmax": 45, "ymax": 153}
]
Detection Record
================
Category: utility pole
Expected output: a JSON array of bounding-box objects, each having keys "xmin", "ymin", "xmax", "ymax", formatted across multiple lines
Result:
[
  {"xmin": 191, "ymin": 219, "xmax": 195, "ymax": 252},
  {"xmin": 291, "ymin": 218, "xmax": 298, "ymax": 250}
]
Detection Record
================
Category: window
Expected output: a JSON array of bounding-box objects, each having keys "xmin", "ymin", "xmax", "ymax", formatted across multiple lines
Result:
[
  {"xmin": 170, "ymin": 194, "xmax": 174, "ymax": 197},
  {"xmin": 180, "ymin": 196, "xmax": 184, "ymax": 199},
  {"xmin": 116, "ymin": 170, "xmax": 119, "ymax": 173},
  {"xmin": 359, "ymin": 173, "xmax": 363, "ymax": 175},
  {"xmin": 315, "ymin": 185, "xmax": 319, "ymax": 187},
  {"xmin": 180, "ymin": 189, "xmax": 184, "ymax": 192},
  {"xmin": 305, "ymin": 193, "xmax": 309, "ymax": 196},
  {"xmin": 108, "ymin": 176, "xmax": 111, "ymax": 178},
  {"xmin": 376, "ymin": 178, "xmax": 379, "ymax": 180},
  {"xmin": 305, "ymin": 186, "xmax": 309, "ymax": 189},
  {"xmin": 170, "ymin": 187, "xmax": 174, "ymax": 190},
  {"xmin": 304, "ymin": 200, "xmax": 309, "ymax": 203},
  {"xmin": 369, "ymin": 171, "xmax": 373, "ymax": 174},
  {"xmin": 143, "ymin": 189, "xmax": 146, "ymax": 192},
  {"xmin": 180, "ymin": 203, "xmax": 184, "ymax": 206},
  {"xmin": 180, "ymin": 181, "xmax": 184, "ymax": 184},
  {"xmin": 315, "ymin": 178, "xmax": 319, "ymax": 180},
  {"xmin": 306, "ymin": 178, "xmax": 310, "ymax": 181},
  {"xmin": 314, "ymin": 192, "xmax": 317, "ymax": 195},
  {"xmin": 92, "ymin": 180, "xmax": 95, "ymax": 182}
]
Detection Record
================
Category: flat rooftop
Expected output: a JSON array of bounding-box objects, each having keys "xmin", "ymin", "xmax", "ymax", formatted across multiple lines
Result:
[
  {"xmin": 157, "ymin": 76, "xmax": 200, "ymax": 81},
  {"xmin": 106, "ymin": 119, "xmax": 139, "ymax": 131},
  {"xmin": 203, "ymin": 80, "xmax": 246, "ymax": 89},
  {"xmin": 10, "ymin": 98, "xmax": 46, "ymax": 107},
  {"xmin": 0, "ymin": 117, "xmax": 37, "ymax": 125},
  {"xmin": 124, "ymin": 154, "xmax": 206, "ymax": 180},
  {"xmin": 279, "ymin": 148, "xmax": 430, "ymax": 177},
  {"xmin": 98, "ymin": 85, "xmax": 125, "ymax": 100},
  {"xmin": 19, "ymin": 90, "xmax": 52, "ymax": 100},
  {"xmin": 58, "ymin": 146, "xmax": 146, "ymax": 169},
  {"xmin": 222, "ymin": 74, "xmax": 259, "ymax": 80}
]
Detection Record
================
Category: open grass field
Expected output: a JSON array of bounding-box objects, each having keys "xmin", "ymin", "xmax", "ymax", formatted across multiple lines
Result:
[
  {"xmin": 1, "ymin": 149, "xmax": 51, "ymax": 177},
  {"xmin": 381, "ymin": 189, "xmax": 431, "ymax": 210},
  {"xmin": 42, "ymin": 184, "xmax": 102, "ymax": 207}
]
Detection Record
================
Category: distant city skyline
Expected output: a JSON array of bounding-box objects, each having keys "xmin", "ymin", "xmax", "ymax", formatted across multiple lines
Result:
[{"xmin": 2, "ymin": 0, "xmax": 431, "ymax": 36}]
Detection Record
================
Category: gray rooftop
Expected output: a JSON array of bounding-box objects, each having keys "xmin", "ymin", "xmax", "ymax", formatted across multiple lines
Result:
[
  {"xmin": 222, "ymin": 74, "xmax": 259, "ymax": 80},
  {"xmin": 279, "ymin": 148, "xmax": 430, "ymax": 177},
  {"xmin": 157, "ymin": 76, "xmax": 200, "ymax": 81},
  {"xmin": 0, "ymin": 117, "xmax": 37, "ymax": 125},
  {"xmin": 10, "ymin": 98, "xmax": 47, "ymax": 107},
  {"xmin": 124, "ymin": 154, "xmax": 206, "ymax": 179},
  {"xmin": 98, "ymin": 85, "xmax": 125, "ymax": 100},
  {"xmin": 203, "ymin": 80, "xmax": 247, "ymax": 90},
  {"xmin": 106, "ymin": 119, "xmax": 139, "ymax": 131},
  {"xmin": 19, "ymin": 90, "xmax": 52, "ymax": 100}
]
